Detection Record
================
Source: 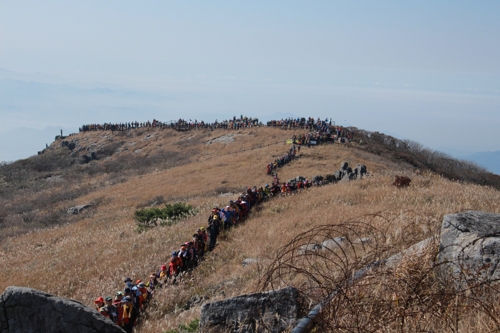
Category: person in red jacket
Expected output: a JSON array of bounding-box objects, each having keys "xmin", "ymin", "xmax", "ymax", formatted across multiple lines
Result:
[{"xmin": 113, "ymin": 292, "xmax": 124, "ymax": 327}]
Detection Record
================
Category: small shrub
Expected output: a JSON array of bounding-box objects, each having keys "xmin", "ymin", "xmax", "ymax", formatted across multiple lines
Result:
[{"xmin": 134, "ymin": 202, "xmax": 197, "ymax": 231}]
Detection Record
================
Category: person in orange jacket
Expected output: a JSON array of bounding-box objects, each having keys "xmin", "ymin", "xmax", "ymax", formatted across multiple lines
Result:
[
  {"xmin": 137, "ymin": 282, "xmax": 149, "ymax": 310},
  {"xmin": 169, "ymin": 252, "xmax": 183, "ymax": 283}
]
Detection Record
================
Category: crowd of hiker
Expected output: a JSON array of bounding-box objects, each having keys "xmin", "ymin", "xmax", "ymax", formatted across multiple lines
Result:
[
  {"xmin": 90, "ymin": 116, "xmax": 351, "ymax": 332},
  {"xmin": 92, "ymin": 180, "xmax": 291, "ymax": 331},
  {"xmin": 267, "ymin": 144, "xmax": 299, "ymax": 175},
  {"xmin": 275, "ymin": 118, "xmax": 353, "ymax": 146},
  {"xmin": 174, "ymin": 116, "xmax": 259, "ymax": 131},
  {"xmin": 77, "ymin": 116, "xmax": 355, "ymax": 139},
  {"xmin": 266, "ymin": 117, "xmax": 333, "ymax": 130},
  {"xmin": 80, "ymin": 119, "xmax": 170, "ymax": 132},
  {"xmin": 79, "ymin": 115, "xmax": 260, "ymax": 133}
]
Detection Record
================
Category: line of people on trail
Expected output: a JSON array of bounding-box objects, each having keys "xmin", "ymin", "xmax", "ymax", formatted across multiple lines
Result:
[
  {"xmin": 266, "ymin": 172, "xmax": 316, "ymax": 197},
  {"xmin": 79, "ymin": 116, "xmax": 261, "ymax": 134},
  {"xmin": 80, "ymin": 119, "xmax": 170, "ymax": 132},
  {"xmin": 287, "ymin": 123, "xmax": 353, "ymax": 147},
  {"xmin": 174, "ymin": 115, "xmax": 259, "ymax": 131},
  {"xmin": 91, "ymin": 134, "xmax": 335, "ymax": 332},
  {"xmin": 92, "ymin": 184, "xmax": 278, "ymax": 332},
  {"xmin": 267, "ymin": 117, "xmax": 333, "ymax": 130},
  {"xmin": 267, "ymin": 144, "xmax": 299, "ymax": 175}
]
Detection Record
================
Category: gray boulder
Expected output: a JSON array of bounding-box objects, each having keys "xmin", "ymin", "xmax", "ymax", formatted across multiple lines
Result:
[
  {"xmin": 334, "ymin": 170, "xmax": 345, "ymax": 180},
  {"xmin": 200, "ymin": 287, "xmax": 300, "ymax": 333},
  {"xmin": 386, "ymin": 237, "xmax": 436, "ymax": 268},
  {"xmin": 298, "ymin": 243, "xmax": 322, "ymax": 255},
  {"xmin": 242, "ymin": 258, "xmax": 259, "ymax": 267},
  {"xmin": 0, "ymin": 286, "xmax": 124, "ymax": 333},
  {"xmin": 68, "ymin": 142, "xmax": 76, "ymax": 150},
  {"xmin": 354, "ymin": 164, "xmax": 367, "ymax": 178},
  {"xmin": 321, "ymin": 237, "xmax": 346, "ymax": 251},
  {"xmin": 340, "ymin": 174, "xmax": 351, "ymax": 182},
  {"xmin": 67, "ymin": 204, "xmax": 91, "ymax": 215},
  {"xmin": 437, "ymin": 211, "xmax": 500, "ymax": 287},
  {"xmin": 353, "ymin": 237, "xmax": 371, "ymax": 245}
]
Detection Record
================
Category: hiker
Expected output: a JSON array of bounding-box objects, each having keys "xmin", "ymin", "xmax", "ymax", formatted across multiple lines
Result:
[
  {"xmin": 130, "ymin": 286, "xmax": 140, "ymax": 327},
  {"xmin": 207, "ymin": 209, "xmax": 220, "ymax": 250},
  {"xmin": 222, "ymin": 206, "xmax": 234, "ymax": 229},
  {"xmin": 264, "ymin": 184, "xmax": 271, "ymax": 197},
  {"xmin": 105, "ymin": 296, "xmax": 118, "ymax": 323},
  {"xmin": 114, "ymin": 292, "xmax": 124, "ymax": 327},
  {"xmin": 124, "ymin": 277, "xmax": 134, "ymax": 289},
  {"xmin": 188, "ymin": 241, "xmax": 197, "ymax": 268},
  {"xmin": 192, "ymin": 233, "xmax": 200, "ymax": 253},
  {"xmin": 178, "ymin": 244, "xmax": 189, "ymax": 270},
  {"xmin": 229, "ymin": 201, "xmax": 240, "ymax": 223},
  {"xmin": 207, "ymin": 220, "xmax": 218, "ymax": 250},
  {"xmin": 148, "ymin": 273, "xmax": 159, "ymax": 294},
  {"xmin": 158, "ymin": 264, "xmax": 169, "ymax": 283},
  {"xmin": 197, "ymin": 228, "xmax": 206, "ymax": 256},
  {"xmin": 137, "ymin": 282, "xmax": 149, "ymax": 310},
  {"xmin": 200, "ymin": 227, "xmax": 208, "ymax": 252},
  {"xmin": 169, "ymin": 252, "xmax": 183, "ymax": 283},
  {"xmin": 99, "ymin": 306, "xmax": 110, "ymax": 318},
  {"xmin": 121, "ymin": 296, "xmax": 134, "ymax": 333},
  {"xmin": 281, "ymin": 183, "xmax": 287, "ymax": 195},
  {"xmin": 94, "ymin": 296, "xmax": 105, "ymax": 311}
]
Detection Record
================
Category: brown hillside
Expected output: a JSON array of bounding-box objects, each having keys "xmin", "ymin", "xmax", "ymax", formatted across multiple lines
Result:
[{"xmin": 1, "ymin": 126, "xmax": 500, "ymax": 332}]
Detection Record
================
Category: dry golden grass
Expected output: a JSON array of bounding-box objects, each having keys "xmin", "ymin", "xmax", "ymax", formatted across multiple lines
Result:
[{"xmin": 1, "ymin": 126, "xmax": 500, "ymax": 332}]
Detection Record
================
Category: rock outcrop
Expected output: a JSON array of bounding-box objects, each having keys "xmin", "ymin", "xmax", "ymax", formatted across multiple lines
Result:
[
  {"xmin": 437, "ymin": 211, "xmax": 500, "ymax": 287},
  {"xmin": 200, "ymin": 287, "xmax": 300, "ymax": 333},
  {"xmin": 386, "ymin": 237, "xmax": 436, "ymax": 268},
  {"xmin": 67, "ymin": 204, "xmax": 91, "ymax": 215},
  {"xmin": 0, "ymin": 286, "xmax": 124, "ymax": 333},
  {"xmin": 333, "ymin": 162, "xmax": 367, "ymax": 182}
]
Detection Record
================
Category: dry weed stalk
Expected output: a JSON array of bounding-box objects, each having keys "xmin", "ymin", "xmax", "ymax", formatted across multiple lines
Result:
[{"xmin": 260, "ymin": 211, "xmax": 500, "ymax": 332}]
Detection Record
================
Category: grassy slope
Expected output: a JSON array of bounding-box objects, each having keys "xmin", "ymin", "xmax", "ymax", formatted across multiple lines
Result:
[{"xmin": 1, "ymin": 127, "xmax": 500, "ymax": 332}]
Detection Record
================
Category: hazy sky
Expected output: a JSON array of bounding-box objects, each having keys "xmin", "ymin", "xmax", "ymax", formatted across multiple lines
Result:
[{"xmin": 1, "ymin": 1, "xmax": 499, "ymax": 162}]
